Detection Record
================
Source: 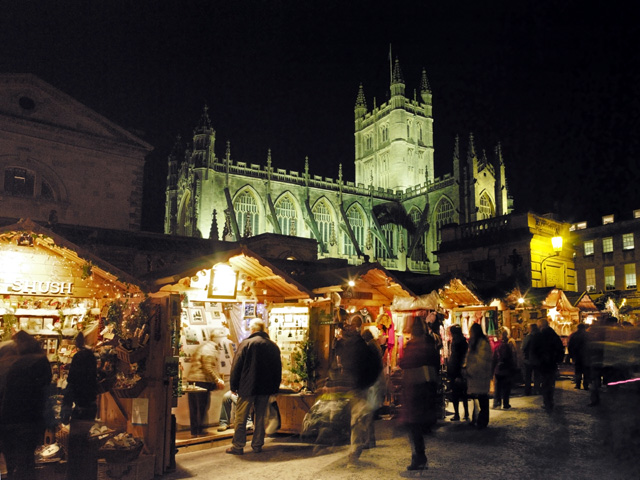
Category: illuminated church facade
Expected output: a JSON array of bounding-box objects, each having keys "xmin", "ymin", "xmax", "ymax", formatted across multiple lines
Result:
[{"xmin": 164, "ymin": 60, "xmax": 511, "ymax": 274}]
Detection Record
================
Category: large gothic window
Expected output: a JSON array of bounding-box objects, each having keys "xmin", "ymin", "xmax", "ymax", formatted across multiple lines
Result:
[
  {"xmin": 365, "ymin": 134, "xmax": 373, "ymax": 151},
  {"xmin": 409, "ymin": 207, "xmax": 428, "ymax": 262},
  {"xmin": 312, "ymin": 200, "xmax": 332, "ymax": 246},
  {"xmin": 375, "ymin": 224, "xmax": 396, "ymax": 260},
  {"xmin": 435, "ymin": 199, "xmax": 455, "ymax": 248},
  {"xmin": 275, "ymin": 195, "xmax": 297, "ymax": 236},
  {"xmin": 478, "ymin": 193, "xmax": 495, "ymax": 219},
  {"xmin": 343, "ymin": 205, "xmax": 365, "ymax": 256},
  {"xmin": 234, "ymin": 190, "xmax": 259, "ymax": 237}
]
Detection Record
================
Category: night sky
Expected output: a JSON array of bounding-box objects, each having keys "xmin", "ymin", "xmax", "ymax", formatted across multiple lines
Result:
[{"xmin": 2, "ymin": 1, "xmax": 638, "ymax": 232}]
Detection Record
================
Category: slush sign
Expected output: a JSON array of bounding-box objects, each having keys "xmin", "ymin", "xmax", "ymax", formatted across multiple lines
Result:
[{"xmin": 9, "ymin": 280, "xmax": 74, "ymax": 295}]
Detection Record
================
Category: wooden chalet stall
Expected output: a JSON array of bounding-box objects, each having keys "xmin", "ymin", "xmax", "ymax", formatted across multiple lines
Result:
[
  {"xmin": 500, "ymin": 287, "xmax": 580, "ymax": 341},
  {"xmin": 391, "ymin": 277, "xmax": 491, "ymax": 356},
  {"xmin": 0, "ymin": 219, "xmax": 175, "ymax": 479},
  {"xmin": 144, "ymin": 246, "xmax": 316, "ymax": 440}
]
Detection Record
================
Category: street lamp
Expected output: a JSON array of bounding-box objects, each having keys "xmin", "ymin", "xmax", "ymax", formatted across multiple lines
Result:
[{"xmin": 540, "ymin": 235, "xmax": 564, "ymax": 287}]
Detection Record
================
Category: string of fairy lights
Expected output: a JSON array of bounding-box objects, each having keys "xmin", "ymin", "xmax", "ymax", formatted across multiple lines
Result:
[{"xmin": 0, "ymin": 231, "xmax": 145, "ymax": 317}]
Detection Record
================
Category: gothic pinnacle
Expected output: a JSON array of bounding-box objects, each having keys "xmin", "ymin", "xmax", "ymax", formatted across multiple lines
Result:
[
  {"xmin": 392, "ymin": 58, "xmax": 404, "ymax": 84},
  {"xmin": 201, "ymin": 104, "xmax": 211, "ymax": 128},
  {"xmin": 420, "ymin": 68, "xmax": 431, "ymax": 93},
  {"xmin": 355, "ymin": 84, "xmax": 367, "ymax": 109},
  {"xmin": 467, "ymin": 132, "xmax": 476, "ymax": 161}
]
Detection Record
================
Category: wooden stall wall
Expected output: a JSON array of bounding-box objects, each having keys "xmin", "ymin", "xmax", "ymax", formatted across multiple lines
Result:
[{"xmin": 99, "ymin": 294, "xmax": 178, "ymax": 476}]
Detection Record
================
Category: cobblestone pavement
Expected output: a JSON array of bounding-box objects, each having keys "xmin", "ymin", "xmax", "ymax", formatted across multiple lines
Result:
[{"xmin": 163, "ymin": 380, "xmax": 639, "ymax": 480}]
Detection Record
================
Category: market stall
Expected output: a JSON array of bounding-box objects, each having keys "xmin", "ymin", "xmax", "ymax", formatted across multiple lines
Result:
[
  {"xmin": 500, "ymin": 287, "xmax": 580, "ymax": 340},
  {"xmin": 145, "ymin": 246, "xmax": 315, "ymax": 438},
  {"xmin": 0, "ymin": 219, "xmax": 172, "ymax": 479}
]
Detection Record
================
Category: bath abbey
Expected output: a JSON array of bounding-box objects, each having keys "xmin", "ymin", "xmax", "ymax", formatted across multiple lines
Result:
[{"xmin": 164, "ymin": 59, "xmax": 511, "ymax": 273}]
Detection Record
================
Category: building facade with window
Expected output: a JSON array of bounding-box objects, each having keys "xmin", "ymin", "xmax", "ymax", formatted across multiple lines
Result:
[
  {"xmin": 572, "ymin": 210, "xmax": 640, "ymax": 294},
  {"xmin": 165, "ymin": 60, "xmax": 511, "ymax": 273},
  {"xmin": 436, "ymin": 212, "xmax": 576, "ymax": 291},
  {"xmin": 0, "ymin": 74, "xmax": 152, "ymax": 230}
]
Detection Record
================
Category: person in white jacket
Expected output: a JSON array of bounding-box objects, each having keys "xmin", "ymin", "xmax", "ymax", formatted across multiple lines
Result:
[{"xmin": 463, "ymin": 323, "xmax": 493, "ymax": 429}]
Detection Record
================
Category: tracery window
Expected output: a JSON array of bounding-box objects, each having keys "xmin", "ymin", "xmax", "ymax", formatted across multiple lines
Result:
[
  {"xmin": 478, "ymin": 193, "xmax": 494, "ymax": 219},
  {"xmin": 375, "ymin": 224, "xmax": 396, "ymax": 259},
  {"xmin": 275, "ymin": 196, "xmax": 297, "ymax": 236},
  {"xmin": 435, "ymin": 199, "xmax": 455, "ymax": 248},
  {"xmin": 343, "ymin": 206, "xmax": 365, "ymax": 256},
  {"xmin": 234, "ymin": 190, "xmax": 259, "ymax": 237},
  {"xmin": 312, "ymin": 200, "xmax": 332, "ymax": 246},
  {"xmin": 381, "ymin": 124, "xmax": 389, "ymax": 142}
]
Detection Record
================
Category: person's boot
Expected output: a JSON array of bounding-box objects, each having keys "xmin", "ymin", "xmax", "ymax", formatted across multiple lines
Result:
[
  {"xmin": 451, "ymin": 407, "xmax": 460, "ymax": 421},
  {"xmin": 407, "ymin": 453, "xmax": 428, "ymax": 471}
]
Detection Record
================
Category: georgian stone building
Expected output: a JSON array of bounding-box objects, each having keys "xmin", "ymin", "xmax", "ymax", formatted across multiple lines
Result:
[
  {"xmin": 165, "ymin": 60, "xmax": 512, "ymax": 273},
  {"xmin": 0, "ymin": 74, "xmax": 152, "ymax": 231}
]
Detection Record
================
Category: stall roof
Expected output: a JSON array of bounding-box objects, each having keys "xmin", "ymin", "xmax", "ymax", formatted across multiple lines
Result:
[
  {"xmin": 274, "ymin": 261, "xmax": 415, "ymax": 305},
  {"xmin": 141, "ymin": 245, "xmax": 313, "ymax": 302},
  {"xmin": 564, "ymin": 291, "xmax": 601, "ymax": 313},
  {"xmin": 391, "ymin": 277, "xmax": 485, "ymax": 311},
  {"xmin": 508, "ymin": 287, "xmax": 579, "ymax": 312},
  {"xmin": 0, "ymin": 218, "xmax": 144, "ymax": 295}
]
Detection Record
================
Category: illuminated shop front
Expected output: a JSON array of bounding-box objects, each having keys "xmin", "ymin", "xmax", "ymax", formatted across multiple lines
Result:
[
  {"xmin": 0, "ymin": 220, "xmax": 175, "ymax": 478},
  {"xmin": 146, "ymin": 246, "xmax": 314, "ymax": 439}
]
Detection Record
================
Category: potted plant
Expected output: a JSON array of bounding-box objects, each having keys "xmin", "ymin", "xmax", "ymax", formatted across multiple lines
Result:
[{"xmin": 291, "ymin": 336, "xmax": 319, "ymax": 393}]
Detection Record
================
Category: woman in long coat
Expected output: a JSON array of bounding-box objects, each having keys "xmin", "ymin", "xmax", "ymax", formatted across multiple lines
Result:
[
  {"xmin": 447, "ymin": 325, "xmax": 469, "ymax": 421},
  {"xmin": 398, "ymin": 318, "xmax": 439, "ymax": 472},
  {"xmin": 463, "ymin": 322, "xmax": 493, "ymax": 429}
]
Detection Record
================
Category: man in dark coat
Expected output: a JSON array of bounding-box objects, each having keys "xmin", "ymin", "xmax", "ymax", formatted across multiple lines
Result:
[
  {"xmin": 226, "ymin": 319, "xmax": 281, "ymax": 455},
  {"xmin": 521, "ymin": 323, "xmax": 541, "ymax": 395},
  {"xmin": 62, "ymin": 332, "xmax": 99, "ymax": 480},
  {"xmin": 568, "ymin": 323, "xmax": 590, "ymax": 390},
  {"xmin": 531, "ymin": 318, "xmax": 565, "ymax": 411}
]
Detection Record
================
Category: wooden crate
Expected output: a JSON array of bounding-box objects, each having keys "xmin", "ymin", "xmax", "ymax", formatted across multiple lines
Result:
[
  {"xmin": 274, "ymin": 393, "xmax": 318, "ymax": 434},
  {"xmin": 97, "ymin": 454, "xmax": 155, "ymax": 480}
]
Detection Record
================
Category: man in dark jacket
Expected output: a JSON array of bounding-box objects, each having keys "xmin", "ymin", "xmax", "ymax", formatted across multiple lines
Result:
[
  {"xmin": 226, "ymin": 319, "xmax": 281, "ymax": 455},
  {"xmin": 568, "ymin": 323, "xmax": 590, "ymax": 390},
  {"xmin": 62, "ymin": 331, "xmax": 99, "ymax": 480},
  {"xmin": 531, "ymin": 318, "xmax": 565, "ymax": 412},
  {"xmin": 521, "ymin": 323, "xmax": 541, "ymax": 395}
]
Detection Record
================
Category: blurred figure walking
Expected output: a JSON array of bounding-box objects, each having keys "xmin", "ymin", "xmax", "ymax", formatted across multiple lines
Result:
[
  {"xmin": 1, "ymin": 331, "xmax": 52, "ymax": 480},
  {"xmin": 333, "ymin": 312, "xmax": 382, "ymax": 468},
  {"xmin": 398, "ymin": 319, "xmax": 438, "ymax": 473}
]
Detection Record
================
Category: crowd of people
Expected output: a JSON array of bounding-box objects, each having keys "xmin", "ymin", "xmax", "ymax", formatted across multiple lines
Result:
[{"xmin": 0, "ymin": 309, "xmax": 631, "ymax": 478}]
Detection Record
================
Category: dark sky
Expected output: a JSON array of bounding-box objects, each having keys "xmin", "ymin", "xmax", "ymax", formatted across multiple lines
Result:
[{"xmin": 2, "ymin": 1, "xmax": 639, "ymax": 232}]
